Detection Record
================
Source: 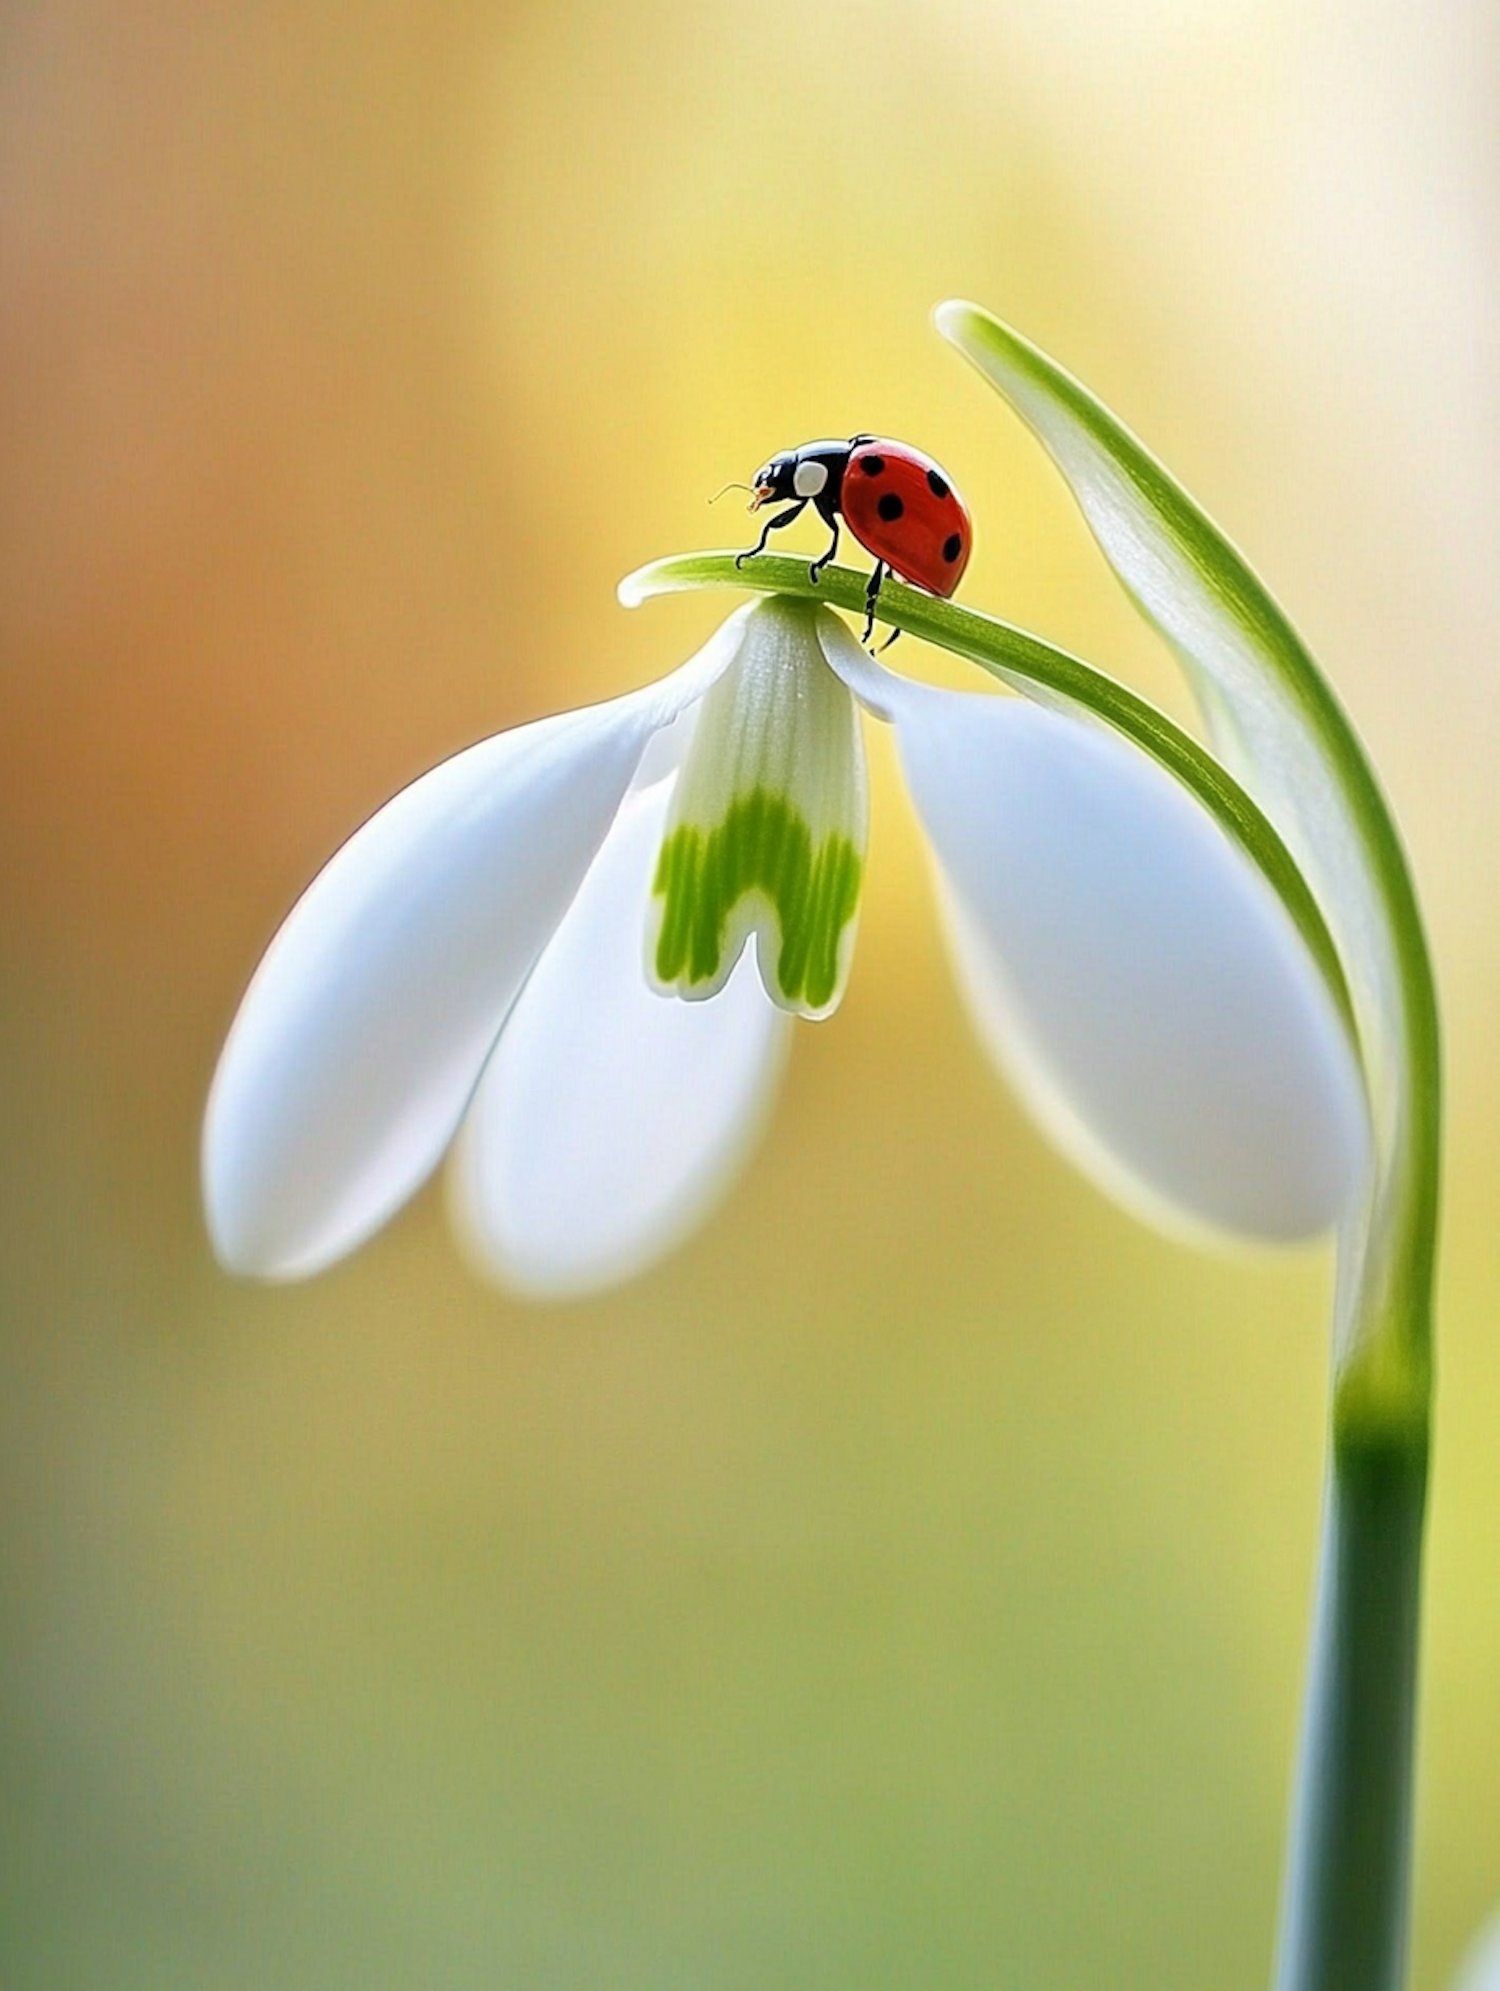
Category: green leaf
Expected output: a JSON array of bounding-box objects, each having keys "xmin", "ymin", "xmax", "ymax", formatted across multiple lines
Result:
[
  {"xmin": 933, "ymin": 301, "xmax": 1437, "ymax": 1444},
  {"xmin": 621, "ymin": 551, "xmax": 1355, "ymax": 1054}
]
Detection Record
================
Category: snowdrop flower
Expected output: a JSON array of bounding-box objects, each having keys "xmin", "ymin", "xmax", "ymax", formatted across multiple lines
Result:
[{"xmin": 205, "ymin": 588, "xmax": 1366, "ymax": 1300}]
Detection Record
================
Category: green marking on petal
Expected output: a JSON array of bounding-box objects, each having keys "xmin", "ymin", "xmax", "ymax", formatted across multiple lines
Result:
[
  {"xmin": 648, "ymin": 597, "xmax": 868, "ymax": 1020},
  {"xmin": 652, "ymin": 791, "xmax": 863, "ymax": 1012}
]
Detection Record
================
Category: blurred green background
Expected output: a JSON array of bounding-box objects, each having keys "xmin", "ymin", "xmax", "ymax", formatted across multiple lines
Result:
[{"xmin": 2, "ymin": 2, "xmax": 1498, "ymax": 1986}]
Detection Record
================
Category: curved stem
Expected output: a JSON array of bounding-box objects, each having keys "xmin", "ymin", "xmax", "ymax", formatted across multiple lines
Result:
[
  {"xmin": 934, "ymin": 301, "xmax": 1441, "ymax": 1441},
  {"xmin": 621, "ymin": 552, "xmax": 1355, "ymax": 1038},
  {"xmin": 624, "ymin": 547, "xmax": 1435, "ymax": 1991},
  {"xmin": 925, "ymin": 303, "xmax": 1442, "ymax": 1991}
]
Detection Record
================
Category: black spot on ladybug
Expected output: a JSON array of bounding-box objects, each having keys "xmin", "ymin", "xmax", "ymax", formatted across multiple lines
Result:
[
  {"xmin": 943, "ymin": 532, "xmax": 962, "ymax": 563},
  {"xmin": 927, "ymin": 470, "xmax": 950, "ymax": 499},
  {"xmin": 859, "ymin": 456, "xmax": 886, "ymax": 476},
  {"xmin": 877, "ymin": 492, "xmax": 904, "ymax": 522}
]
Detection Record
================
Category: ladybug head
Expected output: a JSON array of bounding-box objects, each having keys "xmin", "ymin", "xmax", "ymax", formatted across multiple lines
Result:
[{"xmin": 750, "ymin": 453, "xmax": 796, "ymax": 509}]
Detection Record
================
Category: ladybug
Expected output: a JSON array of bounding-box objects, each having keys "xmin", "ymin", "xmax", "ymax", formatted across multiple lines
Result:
[{"xmin": 735, "ymin": 434, "xmax": 972, "ymax": 644}]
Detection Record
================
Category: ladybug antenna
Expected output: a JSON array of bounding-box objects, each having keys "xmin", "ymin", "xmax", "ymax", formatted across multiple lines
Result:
[{"xmin": 708, "ymin": 481, "xmax": 753, "ymax": 505}]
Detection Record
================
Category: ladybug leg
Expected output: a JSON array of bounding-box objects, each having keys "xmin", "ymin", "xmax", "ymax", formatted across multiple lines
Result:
[
  {"xmin": 877, "ymin": 626, "xmax": 902, "ymax": 653},
  {"xmin": 807, "ymin": 514, "xmax": 840, "ymax": 584},
  {"xmin": 860, "ymin": 560, "xmax": 887, "ymax": 646},
  {"xmin": 735, "ymin": 500, "xmax": 807, "ymax": 567}
]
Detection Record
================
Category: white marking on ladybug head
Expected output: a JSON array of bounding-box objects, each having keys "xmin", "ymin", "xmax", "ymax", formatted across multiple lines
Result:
[{"xmin": 792, "ymin": 459, "xmax": 828, "ymax": 499}]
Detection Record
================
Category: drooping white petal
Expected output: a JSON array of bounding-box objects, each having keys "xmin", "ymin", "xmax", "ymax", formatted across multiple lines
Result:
[
  {"xmin": 825, "ymin": 628, "xmax": 1367, "ymax": 1240},
  {"xmin": 449, "ymin": 780, "xmax": 792, "ymax": 1300},
  {"xmin": 1452, "ymin": 1911, "xmax": 1500, "ymax": 1991},
  {"xmin": 203, "ymin": 617, "xmax": 749, "ymax": 1279},
  {"xmin": 629, "ymin": 701, "xmax": 697, "ymax": 790}
]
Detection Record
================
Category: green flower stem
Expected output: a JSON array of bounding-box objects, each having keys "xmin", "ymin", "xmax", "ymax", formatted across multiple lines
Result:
[
  {"xmin": 1275, "ymin": 1442, "xmax": 1426, "ymax": 1991},
  {"xmin": 928, "ymin": 302, "xmax": 1440, "ymax": 1991},
  {"xmin": 622, "ymin": 552, "xmax": 1355, "ymax": 1039},
  {"xmin": 627, "ymin": 545, "xmax": 1435, "ymax": 1991}
]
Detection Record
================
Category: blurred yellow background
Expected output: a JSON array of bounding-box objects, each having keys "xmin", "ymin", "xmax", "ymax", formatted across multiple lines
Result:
[{"xmin": 2, "ymin": 2, "xmax": 1498, "ymax": 1985}]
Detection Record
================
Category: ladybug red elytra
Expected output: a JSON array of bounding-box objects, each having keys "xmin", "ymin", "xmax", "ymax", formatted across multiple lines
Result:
[{"xmin": 735, "ymin": 435, "xmax": 972, "ymax": 644}]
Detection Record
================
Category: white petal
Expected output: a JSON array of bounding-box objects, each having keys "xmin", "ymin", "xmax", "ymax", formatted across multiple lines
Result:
[
  {"xmin": 892, "ymin": 684, "xmax": 1368, "ymax": 1242},
  {"xmin": 1453, "ymin": 1911, "xmax": 1500, "ymax": 1991},
  {"xmin": 203, "ymin": 621, "xmax": 747, "ymax": 1279},
  {"xmin": 449, "ymin": 780, "xmax": 791, "ymax": 1300}
]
